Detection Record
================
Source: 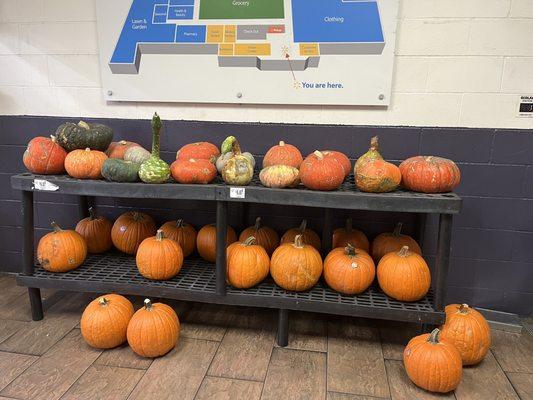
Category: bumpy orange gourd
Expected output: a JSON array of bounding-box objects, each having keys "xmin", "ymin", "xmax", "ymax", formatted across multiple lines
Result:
[
  {"xmin": 196, "ymin": 224, "xmax": 238, "ymax": 263},
  {"xmin": 280, "ymin": 220, "xmax": 321, "ymax": 252},
  {"xmin": 176, "ymin": 142, "xmax": 220, "ymax": 163},
  {"xmin": 23, "ymin": 135, "xmax": 67, "ymax": 175},
  {"xmin": 64, "ymin": 148, "xmax": 107, "ymax": 179},
  {"xmin": 356, "ymin": 158, "xmax": 401, "ymax": 193},
  {"xmin": 106, "ymin": 140, "xmax": 141, "ymax": 159},
  {"xmin": 111, "ymin": 211, "xmax": 156, "ymax": 255},
  {"xmin": 80, "ymin": 294, "xmax": 134, "ymax": 349},
  {"xmin": 404, "ymin": 328, "xmax": 462, "ymax": 393},
  {"xmin": 127, "ymin": 299, "xmax": 180, "ymax": 358},
  {"xmin": 323, "ymin": 150, "xmax": 351, "ymax": 178},
  {"xmin": 170, "ymin": 158, "xmax": 217, "ymax": 184},
  {"xmin": 271, "ymin": 235, "xmax": 323, "ymax": 291},
  {"xmin": 136, "ymin": 230, "xmax": 184, "ymax": 280},
  {"xmin": 300, "ymin": 150, "xmax": 345, "ymax": 191},
  {"xmin": 262, "ymin": 141, "xmax": 303, "ymax": 169},
  {"xmin": 371, "ymin": 223, "xmax": 422, "ymax": 262},
  {"xmin": 400, "ymin": 156, "xmax": 461, "ymax": 193},
  {"xmin": 324, "ymin": 244, "xmax": 375, "ymax": 295},
  {"xmin": 37, "ymin": 222, "xmax": 87, "ymax": 272},
  {"xmin": 354, "ymin": 136, "xmax": 383, "ymax": 173},
  {"xmin": 75, "ymin": 207, "xmax": 113, "ymax": 254},
  {"xmin": 226, "ymin": 237, "xmax": 270, "ymax": 289},
  {"xmin": 239, "ymin": 217, "xmax": 279, "ymax": 256},
  {"xmin": 377, "ymin": 246, "xmax": 430, "ymax": 302},
  {"xmin": 332, "ymin": 218, "xmax": 370, "ymax": 253},
  {"xmin": 440, "ymin": 303, "xmax": 491, "ymax": 365},
  {"xmin": 159, "ymin": 219, "xmax": 197, "ymax": 257}
]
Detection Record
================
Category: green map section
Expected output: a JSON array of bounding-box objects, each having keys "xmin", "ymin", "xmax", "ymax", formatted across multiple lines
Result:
[{"xmin": 199, "ymin": 0, "xmax": 284, "ymax": 20}]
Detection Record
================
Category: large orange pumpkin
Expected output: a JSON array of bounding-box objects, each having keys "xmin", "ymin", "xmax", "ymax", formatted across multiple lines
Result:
[
  {"xmin": 196, "ymin": 223, "xmax": 238, "ymax": 263},
  {"xmin": 75, "ymin": 207, "xmax": 113, "ymax": 254},
  {"xmin": 280, "ymin": 219, "xmax": 321, "ymax": 252},
  {"xmin": 80, "ymin": 294, "xmax": 134, "ymax": 349},
  {"xmin": 404, "ymin": 328, "xmax": 462, "ymax": 393},
  {"xmin": 270, "ymin": 234, "xmax": 323, "ymax": 291},
  {"xmin": 356, "ymin": 158, "xmax": 401, "ymax": 193},
  {"xmin": 324, "ymin": 244, "xmax": 375, "ymax": 295},
  {"xmin": 440, "ymin": 303, "xmax": 491, "ymax": 365},
  {"xmin": 159, "ymin": 219, "xmax": 197, "ymax": 257},
  {"xmin": 226, "ymin": 237, "xmax": 270, "ymax": 289},
  {"xmin": 300, "ymin": 150, "xmax": 345, "ymax": 191},
  {"xmin": 106, "ymin": 140, "xmax": 141, "ymax": 159},
  {"xmin": 400, "ymin": 156, "xmax": 461, "ymax": 193},
  {"xmin": 239, "ymin": 217, "xmax": 279, "ymax": 256},
  {"xmin": 332, "ymin": 218, "xmax": 370, "ymax": 253},
  {"xmin": 37, "ymin": 222, "xmax": 87, "ymax": 272},
  {"xmin": 262, "ymin": 141, "xmax": 303, "ymax": 169},
  {"xmin": 136, "ymin": 230, "xmax": 184, "ymax": 280},
  {"xmin": 371, "ymin": 223, "xmax": 422, "ymax": 263},
  {"xmin": 176, "ymin": 142, "xmax": 220, "ymax": 163},
  {"xmin": 64, "ymin": 148, "xmax": 108, "ymax": 180},
  {"xmin": 322, "ymin": 150, "xmax": 351, "ymax": 178},
  {"xmin": 127, "ymin": 299, "xmax": 180, "ymax": 358},
  {"xmin": 111, "ymin": 211, "xmax": 157, "ymax": 255},
  {"xmin": 377, "ymin": 246, "xmax": 431, "ymax": 302},
  {"xmin": 23, "ymin": 136, "xmax": 67, "ymax": 175},
  {"xmin": 170, "ymin": 158, "xmax": 217, "ymax": 184}
]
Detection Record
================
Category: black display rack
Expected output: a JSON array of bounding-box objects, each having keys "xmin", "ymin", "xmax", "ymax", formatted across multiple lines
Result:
[{"xmin": 12, "ymin": 172, "xmax": 461, "ymax": 346}]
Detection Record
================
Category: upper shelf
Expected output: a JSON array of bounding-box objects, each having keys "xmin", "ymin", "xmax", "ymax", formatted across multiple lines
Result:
[{"xmin": 11, "ymin": 173, "xmax": 462, "ymax": 214}]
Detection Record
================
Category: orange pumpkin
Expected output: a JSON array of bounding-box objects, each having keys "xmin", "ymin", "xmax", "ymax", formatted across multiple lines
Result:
[
  {"xmin": 377, "ymin": 246, "xmax": 431, "ymax": 302},
  {"xmin": 355, "ymin": 136, "xmax": 383, "ymax": 173},
  {"xmin": 111, "ymin": 211, "xmax": 157, "ymax": 255},
  {"xmin": 75, "ymin": 207, "xmax": 113, "ymax": 254},
  {"xmin": 356, "ymin": 158, "xmax": 401, "ymax": 193},
  {"xmin": 371, "ymin": 223, "xmax": 422, "ymax": 263},
  {"xmin": 23, "ymin": 135, "xmax": 67, "ymax": 175},
  {"xmin": 136, "ymin": 230, "xmax": 184, "ymax": 280},
  {"xmin": 64, "ymin": 148, "xmax": 108, "ymax": 180},
  {"xmin": 271, "ymin": 234, "xmax": 323, "ymax": 291},
  {"xmin": 324, "ymin": 244, "xmax": 375, "ymax": 295},
  {"xmin": 226, "ymin": 237, "xmax": 270, "ymax": 289},
  {"xmin": 323, "ymin": 150, "xmax": 351, "ymax": 178},
  {"xmin": 176, "ymin": 142, "xmax": 220, "ymax": 163},
  {"xmin": 263, "ymin": 141, "xmax": 303, "ymax": 169},
  {"xmin": 170, "ymin": 158, "xmax": 217, "ymax": 184},
  {"xmin": 404, "ymin": 328, "xmax": 462, "ymax": 393},
  {"xmin": 332, "ymin": 218, "xmax": 370, "ymax": 253},
  {"xmin": 37, "ymin": 222, "xmax": 87, "ymax": 272},
  {"xmin": 300, "ymin": 150, "xmax": 345, "ymax": 191},
  {"xmin": 280, "ymin": 220, "xmax": 321, "ymax": 252},
  {"xmin": 106, "ymin": 140, "xmax": 141, "ymax": 159},
  {"xmin": 440, "ymin": 304, "xmax": 491, "ymax": 365},
  {"xmin": 239, "ymin": 217, "xmax": 279, "ymax": 256},
  {"xmin": 159, "ymin": 219, "xmax": 197, "ymax": 257},
  {"xmin": 196, "ymin": 223, "xmax": 238, "ymax": 263},
  {"xmin": 80, "ymin": 294, "xmax": 134, "ymax": 349},
  {"xmin": 400, "ymin": 156, "xmax": 461, "ymax": 193},
  {"xmin": 127, "ymin": 299, "xmax": 180, "ymax": 358}
]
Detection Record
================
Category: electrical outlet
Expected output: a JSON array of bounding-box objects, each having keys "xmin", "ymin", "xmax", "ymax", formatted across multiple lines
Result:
[{"xmin": 517, "ymin": 95, "xmax": 533, "ymax": 118}]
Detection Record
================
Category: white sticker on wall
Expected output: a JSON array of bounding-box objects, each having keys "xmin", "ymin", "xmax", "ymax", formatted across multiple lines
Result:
[
  {"xmin": 517, "ymin": 95, "xmax": 533, "ymax": 118},
  {"xmin": 230, "ymin": 187, "xmax": 246, "ymax": 199},
  {"xmin": 32, "ymin": 179, "xmax": 59, "ymax": 191}
]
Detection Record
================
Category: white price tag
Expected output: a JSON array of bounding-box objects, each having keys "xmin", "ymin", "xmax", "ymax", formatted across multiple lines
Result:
[
  {"xmin": 230, "ymin": 187, "xmax": 246, "ymax": 199},
  {"xmin": 32, "ymin": 179, "xmax": 59, "ymax": 192}
]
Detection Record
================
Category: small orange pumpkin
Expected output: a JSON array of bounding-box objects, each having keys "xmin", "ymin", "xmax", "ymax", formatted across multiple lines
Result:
[
  {"xmin": 239, "ymin": 217, "xmax": 279, "ymax": 256},
  {"xmin": 356, "ymin": 158, "xmax": 401, "ymax": 193},
  {"xmin": 111, "ymin": 211, "xmax": 157, "ymax": 255},
  {"xmin": 159, "ymin": 219, "xmax": 197, "ymax": 257},
  {"xmin": 322, "ymin": 150, "xmax": 351, "ymax": 178},
  {"xmin": 226, "ymin": 236, "xmax": 270, "ymax": 289},
  {"xmin": 136, "ymin": 230, "xmax": 184, "ymax": 280},
  {"xmin": 127, "ymin": 299, "xmax": 180, "ymax": 358},
  {"xmin": 280, "ymin": 219, "xmax": 321, "ymax": 252},
  {"xmin": 371, "ymin": 223, "xmax": 422, "ymax": 263},
  {"xmin": 332, "ymin": 218, "xmax": 370, "ymax": 253},
  {"xmin": 271, "ymin": 234, "xmax": 323, "ymax": 292},
  {"xmin": 80, "ymin": 294, "xmax": 134, "ymax": 349},
  {"xmin": 37, "ymin": 222, "xmax": 87, "ymax": 272},
  {"xmin": 324, "ymin": 244, "xmax": 375, "ymax": 295},
  {"xmin": 196, "ymin": 223, "xmax": 238, "ymax": 263},
  {"xmin": 176, "ymin": 142, "xmax": 220, "ymax": 163},
  {"xmin": 106, "ymin": 140, "xmax": 141, "ymax": 159},
  {"xmin": 377, "ymin": 246, "xmax": 431, "ymax": 302},
  {"xmin": 404, "ymin": 328, "xmax": 462, "ymax": 393},
  {"xmin": 440, "ymin": 304, "xmax": 491, "ymax": 365},
  {"xmin": 170, "ymin": 158, "xmax": 217, "ymax": 184},
  {"xmin": 75, "ymin": 207, "xmax": 113, "ymax": 254},
  {"xmin": 300, "ymin": 150, "xmax": 345, "ymax": 191},
  {"xmin": 64, "ymin": 148, "xmax": 108, "ymax": 179},
  {"xmin": 262, "ymin": 141, "xmax": 303, "ymax": 169},
  {"xmin": 400, "ymin": 156, "xmax": 461, "ymax": 193}
]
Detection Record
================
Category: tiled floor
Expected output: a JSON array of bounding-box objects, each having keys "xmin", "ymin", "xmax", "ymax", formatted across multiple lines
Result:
[{"xmin": 0, "ymin": 273, "xmax": 532, "ymax": 400}]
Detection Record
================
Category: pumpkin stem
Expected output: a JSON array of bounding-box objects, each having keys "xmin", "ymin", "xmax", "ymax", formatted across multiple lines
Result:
[
  {"xmin": 50, "ymin": 221, "xmax": 62, "ymax": 232},
  {"xmin": 398, "ymin": 246, "xmax": 410, "ymax": 257},
  {"xmin": 254, "ymin": 217, "xmax": 261, "ymax": 231},
  {"xmin": 144, "ymin": 298, "xmax": 153, "ymax": 310},
  {"xmin": 313, "ymin": 150, "xmax": 324, "ymax": 160},
  {"xmin": 243, "ymin": 236, "xmax": 256, "ymax": 246},
  {"xmin": 298, "ymin": 219, "xmax": 307, "ymax": 233},
  {"xmin": 88, "ymin": 207, "xmax": 96, "ymax": 220},
  {"xmin": 231, "ymin": 139, "xmax": 242, "ymax": 156},
  {"xmin": 370, "ymin": 136, "xmax": 379, "ymax": 151},
  {"xmin": 428, "ymin": 328, "xmax": 441, "ymax": 344},
  {"xmin": 393, "ymin": 223, "xmax": 403, "ymax": 237},
  {"xmin": 345, "ymin": 218, "xmax": 353, "ymax": 233},
  {"xmin": 279, "ymin": 141, "xmax": 285, "ymax": 147},
  {"xmin": 459, "ymin": 304, "xmax": 470, "ymax": 314},
  {"xmin": 294, "ymin": 234, "xmax": 304, "ymax": 248},
  {"xmin": 345, "ymin": 243, "xmax": 356, "ymax": 257},
  {"xmin": 151, "ymin": 112, "xmax": 162, "ymax": 158},
  {"xmin": 78, "ymin": 121, "xmax": 90, "ymax": 130},
  {"xmin": 85, "ymin": 148, "xmax": 91, "ymax": 152},
  {"xmin": 132, "ymin": 212, "xmax": 141, "ymax": 221},
  {"xmin": 50, "ymin": 135, "xmax": 57, "ymax": 143},
  {"xmin": 176, "ymin": 219, "xmax": 184, "ymax": 228},
  {"xmin": 98, "ymin": 297, "xmax": 109, "ymax": 306},
  {"xmin": 119, "ymin": 140, "xmax": 127, "ymax": 145},
  {"xmin": 156, "ymin": 230, "xmax": 165, "ymax": 241}
]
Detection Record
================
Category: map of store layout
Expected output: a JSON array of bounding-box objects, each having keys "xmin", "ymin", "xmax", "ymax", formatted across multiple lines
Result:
[{"xmin": 109, "ymin": 0, "xmax": 385, "ymax": 74}]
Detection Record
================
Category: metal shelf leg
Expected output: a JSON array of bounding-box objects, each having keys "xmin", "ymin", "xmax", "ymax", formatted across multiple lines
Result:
[
  {"xmin": 78, "ymin": 195, "xmax": 90, "ymax": 219},
  {"xmin": 322, "ymin": 208, "xmax": 333, "ymax": 257},
  {"xmin": 277, "ymin": 309, "xmax": 289, "ymax": 347},
  {"xmin": 216, "ymin": 201, "xmax": 228, "ymax": 296},
  {"xmin": 414, "ymin": 213, "xmax": 427, "ymax": 251},
  {"xmin": 434, "ymin": 214, "xmax": 453, "ymax": 311}
]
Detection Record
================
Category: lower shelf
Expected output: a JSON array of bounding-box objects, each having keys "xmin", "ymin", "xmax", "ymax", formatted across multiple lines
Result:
[{"xmin": 18, "ymin": 252, "xmax": 445, "ymax": 324}]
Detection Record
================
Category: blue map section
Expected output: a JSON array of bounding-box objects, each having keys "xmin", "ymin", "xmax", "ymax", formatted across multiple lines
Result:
[
  {"xmin": 176, "ymin": 25, "xmax": 206, "ymax": 42},
  {"xmin": 292, "ymin": 0, "xmax": 384, "ymax": 43}
]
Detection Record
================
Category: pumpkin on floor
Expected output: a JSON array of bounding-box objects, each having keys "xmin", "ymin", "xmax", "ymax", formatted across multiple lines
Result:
[
  {"xmin": 332, "ymin": 218, "xmax": 370, "ymax": 253},
  {"xmin": 106, "ymin": 140, "xmax": 141, "ymax": 159},
  {"xmin": 239, "ymin": 217, "xmax": 279, "ymax": 256},
  {"xmin": 262, "ymin": 141, "xmax": 303, "ymax": 169},
  {"xmin": 404, "ymin": 328, "xmax": 462, "ymax": 393},
  {"xmin": 270, "ymin": 234, "xmax": 323, "ymax": 292},
  {"xmin": 37, "ymin": 222, "xmax": 87, "ymax": 272},
  {"xmin": 354, "ymin": 136, "xmax": 382, "ymax": 173},
  {"xmin": 221, "ymin": 139, "xmax": 254, "ymax": 186},
  {"xmin": 101, "ymin": 158, "xmax": 141, "ymax": 183},
  {"xmin": 176, "ymin": 142, "xmax": 220, "ymax": 163},
  {"xmin": 64, "ymin": 148, "xmax": 107, "ymax": 180},
  {"xmin": 324, "ymin": 244, "xmax": 375, "ymax": 295},
  {"xmin": 440, "ymin": 303, "xmax": 491, "ymax": 365},
  {"xmin": 127, "ymin": 299, "xmax": 180, "ymax": 358},
  {"xmin": 23, "ymin": 136, "xmax": 67, "ymax": 175},
  {"xmin": 196, "ymin": 224, "xmax": 238, "ymax": 263},
  {"xmin": 136, "ymin": 230, "xmax": 183, "ymax": 280},
  {"xmin": 300, "ymin": 150, "xmax": 345, "ymax": 191},
  {"xmin": 159, "ymin": 219, "xmax": 197, "ymax": 257},
  {"xmin": 111, "ymin": 211, "xmax": 157, "ymax": 255},
  {"xmin": 170, "ymin": 158, "xmax": 217, "ymax": 184},
  {"xmin": 139, "ymin": 113, "xmax": 170, "ymax": 184},
  {"xmin": 55, "ymin": 120, "xmax": 113, "ymax": 152},
  {"xmin": 400, "ymin": 156, "xmax": 461, "ymax": 193},
  {"xmin": 259, "ymin": 165, "xmax": 300, "ymax": 189},
  {"xmin": 377, "ymin": 246, "xmax": 431, "ymax": 302},
  {"xmin": 226, "ymin": 237, "xmax": 270, "ymax": 289},
  {"xmin": 323, "ymin": 150, "xmax": 351, "ymax": 178},
  {"xmin": 371, "ymin": 223, "xmax": 422, "ymax": 263},
  {"xmin": 124, "ymin": 146, "xmax": 151, "ymax": 164},
  {"xmin": 355, "ymin": 158, "xmax": 401, "ymax": 193},
  {"xmin": 75, "ymin": 207, "xmax": 113, "ymax": 254},
  {"xmin": 280, "ymin": 219, "xmax": 321, "ymax": 252},
  {"xmin": 81, "ymin": 294, "xmax": 134, "ymax": 349}
]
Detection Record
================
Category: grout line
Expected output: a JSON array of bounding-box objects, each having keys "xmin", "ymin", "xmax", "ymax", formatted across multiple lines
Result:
[
  {"xmin": 490, "ymin": 349, "xmax": 523, "ymax": 399},
  {"xmin": 192, "ymin": 330, "xmax": 226, "ymax": 400},
  {"xmin": 123, "ymin": 361, "xmax": 150, "ymax": 400}
]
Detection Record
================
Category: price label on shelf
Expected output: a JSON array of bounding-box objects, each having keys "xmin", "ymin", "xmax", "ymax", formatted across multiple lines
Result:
[
  {"xmin": 230, "ymin": 187, "xmax": 246, "ymax": 199},
  {"xmin": 32, "ymin": 179, "xmax": 59, "ymax": 192}
]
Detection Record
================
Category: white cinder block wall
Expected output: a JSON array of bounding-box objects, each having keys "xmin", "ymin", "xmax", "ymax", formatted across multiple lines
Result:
[{"xmin": 0, "ymin": 0, "xmax": 532, "ymax": 128}]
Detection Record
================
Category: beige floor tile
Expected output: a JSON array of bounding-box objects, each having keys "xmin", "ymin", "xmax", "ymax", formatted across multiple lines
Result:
[
  {"xmin": 491, "ymin": 330, "xmax": 533, "ymax": 373},
  {"xmin": 506, "ymin": 372, "xmax": 533, "ymax": 400},
  {"xmin": 195, "ymin": 376, "xmax": 263, "ymax": 400},
  {"xmin": 94, "ymin": 343, "xmax": 153, "ymax": 370},
  {"xmin": 0, "ymin": 351, "xmax": 38, "ymax": 391}
]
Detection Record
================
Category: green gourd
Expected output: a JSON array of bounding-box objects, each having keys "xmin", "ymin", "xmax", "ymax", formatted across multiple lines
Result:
[
  {"xmin": 221, "ymin": 136, "xmax": 236, "ymax": 155},
  {"xmin": 139, "ymin": 113, "xmax": 170, "ymax": 184},
  {"xmin": 101, "ymin": 159, "xmax": 140, "ymax": 183},
  {"xmin": 56, "ymin": 121, "xmax": 113, "ymax": 152},
  {"xmin": 354, "ymin": 136, "xmax": 383, "ymax": 174},
  {"xmin": 221, "ymin": 139, "xmax": 254, "ymax": 186}
]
